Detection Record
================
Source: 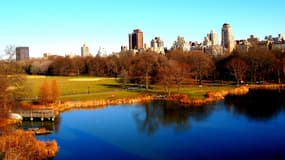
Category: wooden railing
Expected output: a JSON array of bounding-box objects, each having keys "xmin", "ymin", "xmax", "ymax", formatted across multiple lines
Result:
[{"xmin": 13, "ymin": 107, "xmax": 58, "ymax": 121}]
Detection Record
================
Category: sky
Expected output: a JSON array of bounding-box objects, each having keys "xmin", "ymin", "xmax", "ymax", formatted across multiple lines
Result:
[{"xmin": 0, "ymin": 0, "xmax": 284, "ymax": 58}]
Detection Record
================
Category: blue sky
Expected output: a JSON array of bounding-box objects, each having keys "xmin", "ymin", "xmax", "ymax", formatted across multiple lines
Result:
[{"xmin": 0, "ymin": 0, "xmax": 284, "ymax": 57}]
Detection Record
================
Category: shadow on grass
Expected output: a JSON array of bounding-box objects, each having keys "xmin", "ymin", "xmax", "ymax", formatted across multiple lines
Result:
[{"xmin": 101, "ymin": 84, "xmax": 121, "ymax": 88}]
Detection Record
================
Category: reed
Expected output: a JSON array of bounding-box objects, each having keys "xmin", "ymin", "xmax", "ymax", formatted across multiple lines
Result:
[
  {"xmin": 166, "ymin": 86, "xmax": 250, "ymax": 106},
  {"xmin": 0, "ymin": 129, "xmax": 59, "ymax": 160}
]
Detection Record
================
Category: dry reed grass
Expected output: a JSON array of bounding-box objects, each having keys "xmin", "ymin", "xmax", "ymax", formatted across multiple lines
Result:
[{"xmin": 0, "ymin": 129, "xmax": 58, "ymax": 160}]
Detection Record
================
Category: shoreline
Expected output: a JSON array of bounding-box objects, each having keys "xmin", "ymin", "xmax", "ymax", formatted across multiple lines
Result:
[
  {"xmin": 3, "ymin": 84, "xmax": 285, "ymax": 125},
  {"xmin": 51, "ymin": 84, "xmax": 284, "ymax": 112},
  {"xmin": 1, "ymin": 83, "xmax": 284, "ymax": 159}
]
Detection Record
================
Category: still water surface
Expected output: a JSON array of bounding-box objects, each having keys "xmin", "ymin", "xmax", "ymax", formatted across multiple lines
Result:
[{"xmin": 29, "ymin": 90, "xmax": 285, "ymax": 159}]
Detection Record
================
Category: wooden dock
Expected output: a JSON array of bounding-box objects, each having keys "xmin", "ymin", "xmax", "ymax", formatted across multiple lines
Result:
[{"xmin": 13, "ymin": 107, "xmax": 58, "ymax": 121}]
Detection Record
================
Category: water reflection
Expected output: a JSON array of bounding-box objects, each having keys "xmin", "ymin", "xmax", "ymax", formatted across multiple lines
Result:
[
  {"xmin": 134, "ymin": 101, "xmax": 215, "ymax": 135},
  {"xmin": 225, "ymin": 89, "xmax": 285, "ymax": 121}
]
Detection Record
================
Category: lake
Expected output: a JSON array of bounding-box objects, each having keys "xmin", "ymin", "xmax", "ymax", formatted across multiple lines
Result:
[{"xmin": 23, "ymin": 90, "xmax": 285, "ymax": 160}]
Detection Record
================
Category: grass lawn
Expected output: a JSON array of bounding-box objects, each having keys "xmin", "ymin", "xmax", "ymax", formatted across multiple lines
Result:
[
  {"xmin": 24, "ymin": 75, "xmax": 235, "ymax": 102},
  {"xmin": 24, "ymin": 75, "xmax": 120, "ymax": 97},
  {"xmin": 59, "ymin": 90, "xmax": 141, "ymax": 101},
  {"xmin": 179, "ymin": 85, "xmax": 235, "ymax": 99},
  {"xmin": 150, "ymin": 84, "xmax": 235, "ymax": 100}
]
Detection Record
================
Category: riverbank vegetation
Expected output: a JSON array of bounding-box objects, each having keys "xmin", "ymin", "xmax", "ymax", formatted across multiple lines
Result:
[
  {"xmin": 0, "ymin": 128, "xmax": 58, "ymax": 160},
  {"xmin": 2, "ymin": 47, "xmax": 285, "ymax": 117},
  {"xmin": 1, "ymin": 46, "xmax": 285, "ymax": 159},
  {"xmin": 0, "ymin": 46, "xmax": 59, "ymax": 160},
  {"xmin": 10, "ymin": 47, "xmax": 284, "ymax": 104}
]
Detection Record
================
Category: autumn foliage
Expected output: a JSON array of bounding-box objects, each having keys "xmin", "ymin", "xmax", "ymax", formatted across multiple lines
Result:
[
  {"xmin": 51, "ymin": 79, "xmax": 60, "ymax": 102},
  {"xmin": 19, "ymin": 47, "xmax": 285, "ymax": 87},
  {"xmin": 38, "ymin": 80, "xmax": 60, "ymax": 104},
  {"xmin": 0, "ymin": 129, "xmax": 58, "ymax": 160}
]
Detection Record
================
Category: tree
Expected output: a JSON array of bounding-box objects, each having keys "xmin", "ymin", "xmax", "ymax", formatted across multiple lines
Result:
[
  {"xmin": 4, "ymin": 44, "xmax": 16, "ymax": 61},
  {"xmin": 227, "ymin": 57, "xmax": 248, "ymax": 85},
  {"xmin": 106, "ymin": 55, "xmax": 119, "ymax": 77},
  {"xmin": 0, "ymin": 45, "xmax": 26, "ymax": 115},
  {"xmin": 242, "ymin": 48, "xmax": 274, "ymax": 82},
  {"xmin": 157, "ymin": 59, "xmax": 190, "ymax": 95},
  {"xmin": 272, "ymin": 49, "xmax": 285, "ymax": 83},
  {"xmin": 129, "ymin": 52, "xmax": 158, "ymax": 90},
  {"xmin": 51, "ymin": 80, "xmax": 60, "ymax": 103},
  {"xmin": 189, "ymin": 51, "xmax": 215, "ymax": 85},
  {"xmin": 172, "ymin": 61, "xmax": 189, "ymax": 92},
  {"xmin": 157, "ymin": 61, "xmax": 173, "ymax": 95},
  {"xmin": 118, "ymin": 69, "xmax": 128, "ymax": 89},
  {"xmin": 38, "ymin": 80, "xmax": 51, "ymax": 104}
]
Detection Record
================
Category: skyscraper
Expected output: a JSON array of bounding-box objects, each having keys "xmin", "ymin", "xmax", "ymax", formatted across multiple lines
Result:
[
  {"xmin": 16, "ymin": 47, "xmax": 29, "ymax": 61},
  {"xmin": 204, "ymin": 30, "xmax": 219, "ymax": 46},
  {"xmin": 81, "ymin": 44, "xmax": 90, "ymax": 57},
  {"xmin": 129, "ymin": 29, "xmax": 143, "ymax": 50},
  {"xmin": 210, "ymin": 30, "xmax": 219, "ymax": 45},
  {"xmin": 151, "ymin": 37, "xmax": 165, "ymax": 54},
  {"xmin": 221, "ymin": 23, "xmax": 235, "ymax": 53}
]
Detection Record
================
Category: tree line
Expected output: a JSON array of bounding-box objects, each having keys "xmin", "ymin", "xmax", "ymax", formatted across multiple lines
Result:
[{"xmin": 18, "ymin": 48, "xmax": 285, "ymax": 88}]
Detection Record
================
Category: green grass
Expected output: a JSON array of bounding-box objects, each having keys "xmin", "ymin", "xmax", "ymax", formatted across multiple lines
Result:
[
  {"xmin": 24, "ymin": 75, "xmax": 235, "ymax": 102},
  {"xmin": 59, "ymin": 90, "xmax": 141, "ymax": 101},
  {"xmin": 149, "ymin": 84, "xmax": 235, "ymax": 100},
  {"xmin": 24, "ymin": 76, "xmax": 120, "ymax": 97},
  {"xmin": 180, "ymin": 86, "xmax": 235, "ymax": 99}
]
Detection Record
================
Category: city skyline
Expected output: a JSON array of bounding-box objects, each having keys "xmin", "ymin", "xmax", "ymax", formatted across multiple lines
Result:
[{"xmin": 0, "ymin": 0, "xmax": 284, "ymax": 57}]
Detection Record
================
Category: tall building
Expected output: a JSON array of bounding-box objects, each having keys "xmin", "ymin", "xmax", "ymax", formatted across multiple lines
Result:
[
  {"xmin": 129, "ymin": 29, "xmax": 143, "ymax": 50},
  {"xmin": 221, "ymin": 23, "xmax": 235, "ymax": 53},
  {"xmin": 210, "ymin": 30, "xmax": 219, "ymax": 45},
  {"xmin": 16, "ymin": 47, "xmax": 29, "ymax": 61},
  {"xmin": 81, "ymin": 44, "xmax": 90, "ymax": 57},
  {"xmin": 204, "ymin": 30, "xmax": 219, "ymax": 46},
  {"xmin": 151, "ymin": 37, "xmax": 165, "ymax": 54},
  {"xmin": 171, "ymin": 36, "xmax": 189, "ymax": 51}
]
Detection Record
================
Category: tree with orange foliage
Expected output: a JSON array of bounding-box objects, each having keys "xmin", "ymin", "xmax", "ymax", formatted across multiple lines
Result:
[
  {"xmin": 38, "ymin": 80, "xmax": 61, "ymax": 104},
  {"xmin": 51, "ymin": 80, "xmax": 60, "ymax": 103},
  {"xmin": 38, "ymin": 80, "xmax": 51, "ymax": 104}
]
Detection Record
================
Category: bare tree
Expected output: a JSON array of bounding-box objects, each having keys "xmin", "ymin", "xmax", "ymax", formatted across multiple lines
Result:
[
  {"xmin": 227, "ymin": 57, "xmax": 248, "ymax": 85},
  {"xmin": 242, "ymin": 48, "xmax": 274, "ymax": 83},
  {"xmin": 0, "ymin": 45, "xmax": 26, "ymax": 115},
  {"xmin": 129, "ymin": 52, "xmax": 158, "ymax": 90},
  {"xmin": 4, "ymin": 44, "xmax": 16, "ymax": 61},
  {"xmin": 157, "ymin": 61, "xmax": 173, "ymax": 95},
  {"xmin": 157, "ymin": 59, "xmax": 190, "ymax": 95},
  {"xmin": 189, "ymin": 51, "xmax": 214, "ymax": 85},
  {"xmin": 118, "ymin": 69, "xmax": 128, "ymax": 89}
]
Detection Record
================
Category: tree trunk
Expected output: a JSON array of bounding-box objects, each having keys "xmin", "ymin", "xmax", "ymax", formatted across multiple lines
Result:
[{"xmin": 145, "ymin": 72, "xmax": 149, "ymax": 90}]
